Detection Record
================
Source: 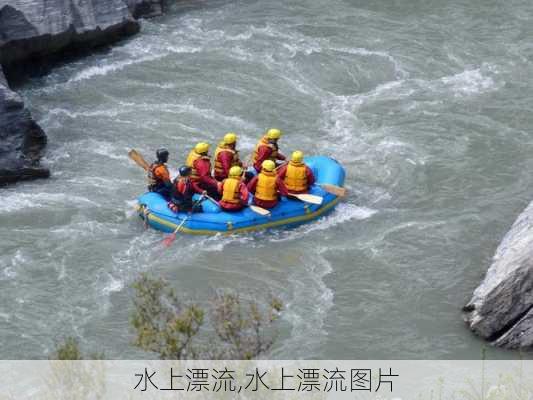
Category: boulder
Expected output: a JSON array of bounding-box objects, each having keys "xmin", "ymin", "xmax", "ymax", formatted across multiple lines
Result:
[
  {"xmin": 0, "ymin": 65, "xmax": 49, "ymax": 185},
  {"xmin": 464, "ymin": 201, "xmax": 533, "ymax": 350}
]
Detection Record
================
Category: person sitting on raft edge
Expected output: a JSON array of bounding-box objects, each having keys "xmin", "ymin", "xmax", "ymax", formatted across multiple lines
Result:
[
  {"xmin": 247, "ymin": 159, "xmax": 288, "ymax": 209},
  {"xmin": 168, "ymin": 166, "xmax": 202, "ymax": 213},
  {"xmin": 217, "ymin": 166, "xmax": 249, "ymax": 212},
  {"xmin": 185, "ymin": 141, "xmax": 220, "ymax": 199},
  {"xmin": 277, "ymin": 150, "xmax": 315, "ymax": 194},
  {"xmin": 147, "ymin": 148, "xmax": 173, "ymax": 199},
  {"xmin": 251, "ymin": 128, "xmax": 286, "ymax": 173},
  {"xmin": 214, "ymin": 132, "xmax": 243, "ymax": 181}
]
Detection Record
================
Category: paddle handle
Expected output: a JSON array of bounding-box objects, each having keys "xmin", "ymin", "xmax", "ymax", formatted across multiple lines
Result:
[
  {"xmin": 165, "ymin": 194, "xmax": 206, "ymax": 241},
  {"xmin": 172, "ymin": 216, "xmax": 189, "ymax": 234},
  {"xmin": 274, "ymin": 161, "xmax": 288, "ymax": 171},
  {"xmin": 205, "ymin": 194, "xmax": 220, "ymax": 206}
]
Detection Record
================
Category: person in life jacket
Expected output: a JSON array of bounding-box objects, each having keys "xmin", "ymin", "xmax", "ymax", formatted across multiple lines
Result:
[
  {"xmin": 214, "ymin": 132, "xmax": 243, "ymax": 181},
  {"xmin": 277, "ymin": 151, "xmax": 315, "ymax": 194},
  {"xmin": 217, "ymin": 166, "xmax": 249, "ymax": 212},
  {"xmin": 168, "ymin": 166, "xmax": 202, "ymax": 213},
  {"xmin": 252, "ymin": 128, "xmax": 286, "ymax": 172},
  {"xmin": 186, "ymin": 142, "xmax": 219, "ymax": 197},
  {"xmin": 247, "ymin": 159, "xmax": 288, "ymax": 209},
  {"xmin": 148, "ymin": 148, "xmax": 172, "ymax": 199}
]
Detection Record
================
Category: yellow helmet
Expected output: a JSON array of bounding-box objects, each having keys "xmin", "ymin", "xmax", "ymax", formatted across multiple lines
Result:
[
  {"xmin": 223, "ymin": 132, "xmax": 237, "ymax": 145},
  {"xmin": 194, "ymin": 142, "xmax": 210, "ymax": 154},
  {"xmin": 229, "ymin": 166, "xmax": 243, "ymax": 177},
  {"xmin": 266, "ymin": 128, "xmax": 282, "ymax": 140},
  {"xmin": 262, "ymin": 160, "xmax": 276, "ymax": 172},
  {"xmin": 291, "ymin": 150, "xmax": 304, "ymax": 163}
]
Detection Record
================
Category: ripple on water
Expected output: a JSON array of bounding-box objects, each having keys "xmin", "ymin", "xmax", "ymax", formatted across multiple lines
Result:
[{"xmin": 273, "ymin": 249, "xmax": 334, "ymax": 358}]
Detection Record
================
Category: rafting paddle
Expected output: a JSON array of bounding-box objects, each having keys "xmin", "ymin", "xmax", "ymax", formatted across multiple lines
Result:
[
  {"xmin": 320, "ymin": 183, "xmax": 347, "ymax": 197},
  {"xmin": 163, "ymin": 216, "xmax": 189, "ymax": 247},
  {"xmin": 162, "ymin": 195, "xmax": 206, "ymax": 247},
  {"xmin": 290, "ymin": 193, "xmax": 323, "ymax": 205},
  {"xmin": 204, "ymin": 194, "xmax": 220, "ymax": 206},
  {"xmin": 128, "ymin": 149, "xmax": 150, "ymax": 171},
  {"xmin": 274, "ymin": 161, "xmax": 288, "ymax": 171},
  {"xmin": 206, "ymin": 194, "xmax": 271, "ymax": 216},
  {"xmin": 249, "ymin": 204, "xmax": 271, "ymax": 216}
]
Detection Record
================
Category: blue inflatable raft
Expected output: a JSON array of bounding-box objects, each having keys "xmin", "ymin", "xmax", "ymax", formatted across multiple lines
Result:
[{"xmin": 137, "ymin": 156, "xmax": 345, "ymax": 235}]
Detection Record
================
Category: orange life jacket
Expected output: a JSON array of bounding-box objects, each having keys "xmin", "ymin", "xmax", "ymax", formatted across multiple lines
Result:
[
  {"xmin": 147, "ymin": 162, "xmax": 169, "ymax": 188},
  {"xmin": 284, "ymin": 161, "xmax": 308, "ymax": 192},
  {"xmin": 186, "ymin": 150, "xmax": 210, "ymax": 181},
  {"xmin": 214, "ymin": 143, "xmax": 240, "ymax": 178},
  {"xmin": 252, "ymin": 136, "xmax": 278, "ymax": 165},
  {"xmin": 221, "ymin": 177, "xmax": 242, "ymax": 204},
  {"xmin": 255, "ymin": 170, "xmax": 278, "ymax": 201},
  {"xmin": 176, "ymin": 177, "xmax": 193, "ymax": 196}
]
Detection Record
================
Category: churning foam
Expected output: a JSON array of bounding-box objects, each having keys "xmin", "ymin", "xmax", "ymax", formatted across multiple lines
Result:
[
  {"xmin": 439, "ymin": 66, "xmax": 499, "ymax": 97},
  {"xmin": 0, "ymin": 192, "xmax": 99, "ymax": 213},
  {"xmin": 70, "ymin": 44, "xmax": 201, "ymax": 83},
  {"xmin": 274, "ymin": 249, "xmax": 334, "ymax": 358},
  {"xmin": 269, "ymin": 203, "xmax": 378, "ymax": 243}
]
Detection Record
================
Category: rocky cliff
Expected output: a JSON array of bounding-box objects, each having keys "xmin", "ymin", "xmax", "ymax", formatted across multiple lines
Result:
[
  {"xmin": 0, "ymin": 0, "xmax": 159, "ymax": 66},
  {"xmin": 0, "ymin": 0, "xmax": 164, "ymax": 185},
  {"xmin": 0, "ymin": 65, "xmax": 49, "ymax": 184},
  {"xmin": 464, "ymin": 201, "xmax": 533, "ymax": 350}
]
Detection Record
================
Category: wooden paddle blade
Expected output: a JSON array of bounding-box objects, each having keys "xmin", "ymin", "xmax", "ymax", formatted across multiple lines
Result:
[
  {"xmin": 162, "ymin": 232, "xmax": 177, "ymax": 247},
  {"xmin": 293, "ymin": 193, "xmax": 323, "ymax": 205},
  {"xmin": 249, "ymin": 205, "xmax": 271, "ymax": 216},
  {"xmin": 128, "ymin": 149, "xmax": 150, "ymax": 171},
  {"xmin": 321, "ymin": 183, "xmax": 347, "ymax": 197}
]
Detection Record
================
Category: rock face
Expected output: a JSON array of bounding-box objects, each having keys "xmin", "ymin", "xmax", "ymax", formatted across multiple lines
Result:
[
  {"xmin": 126, "ymin": 0, "xmax": 163, "ymax": 19},
  {"xmin": 464, "ymin": 201, "xmax": 533, "ymax": 350},
  {"xmin": 0, "ymin": 65, "xmax": 49, "ymax": 185},
  {"xmin": 0, "ymin": 0, "xmax": 155, "ymax": 66},
  {"xmin": 0, "ymin": 0, "xmax": 164, "ymax": 185}
]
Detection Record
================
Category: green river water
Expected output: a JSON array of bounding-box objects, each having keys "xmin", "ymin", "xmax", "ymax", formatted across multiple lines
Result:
[{"xmin": 1, "ymin": 0, "xmax": 533, "ymax": 359}]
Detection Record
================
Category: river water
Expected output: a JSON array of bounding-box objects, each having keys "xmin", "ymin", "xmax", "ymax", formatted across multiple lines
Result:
[{"xmin": 1, "ymin": 0, "xmax": 533, "ymax": 359}]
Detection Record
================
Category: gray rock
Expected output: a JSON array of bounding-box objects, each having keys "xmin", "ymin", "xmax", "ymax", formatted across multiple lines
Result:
[
  {"xmin": 126, "ymin": 0, "xmax": 163, "ymax": 19},
  {"xmin": 0, "ymin": 0, "xmax": 141, "ymax": 66},
  {"xmin": 464, "ymin": 201, "xmax": 533, "ymax": 350},
  {"xmin": 494, "ymin": 307, "xmax": 533, "ymax": 349},
  {"xmin": 0, "ymin": 65, "xmax": 49, "ymax": 185}
]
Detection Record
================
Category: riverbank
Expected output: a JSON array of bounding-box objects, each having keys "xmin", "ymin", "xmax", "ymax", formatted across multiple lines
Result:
[{"xmin": 0, "ymin": 0, "xmax": 164, "ymax": 185}]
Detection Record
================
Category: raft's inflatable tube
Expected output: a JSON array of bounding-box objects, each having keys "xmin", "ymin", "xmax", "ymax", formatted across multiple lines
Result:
[{"xmin": 137, "ymin": 156, "xmax": 345, "ymax": 235}]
